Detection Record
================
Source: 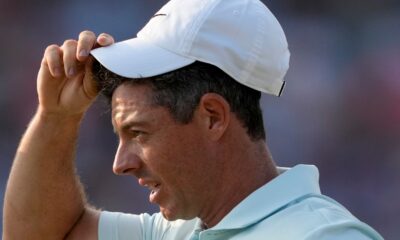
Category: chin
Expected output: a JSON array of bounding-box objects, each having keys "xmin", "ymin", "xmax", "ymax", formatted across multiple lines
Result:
[{"xmin": 160, "ymin": 207, "xmax": 179, "ymax": 221}]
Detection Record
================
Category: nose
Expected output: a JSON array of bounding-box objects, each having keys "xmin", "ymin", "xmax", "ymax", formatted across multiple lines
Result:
[{"xmin": 113, "ymin": 142, "xmax": 142, "ymax": 175}]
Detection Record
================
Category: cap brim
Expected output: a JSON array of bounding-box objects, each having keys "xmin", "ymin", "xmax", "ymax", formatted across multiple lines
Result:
[{"xmin": 90, "ymin": 38, "xmax": 195, "ymax": 78}]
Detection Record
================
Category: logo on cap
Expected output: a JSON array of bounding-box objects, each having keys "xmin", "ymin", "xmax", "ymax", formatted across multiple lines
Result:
[{"xmin": 151, "ymin": 13, "xmax": 167, "ymax": 19}]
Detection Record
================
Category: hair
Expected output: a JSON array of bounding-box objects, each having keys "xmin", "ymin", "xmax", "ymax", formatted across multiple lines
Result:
[{"xmin": 92, "ymin": 60, "xmax": 266, "ymax": 141}]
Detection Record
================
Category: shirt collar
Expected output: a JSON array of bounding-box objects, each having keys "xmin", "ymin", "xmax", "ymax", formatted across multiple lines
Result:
[{"xmin": 207, "ymin": 164, "xmax": 321, "ymax": 231}]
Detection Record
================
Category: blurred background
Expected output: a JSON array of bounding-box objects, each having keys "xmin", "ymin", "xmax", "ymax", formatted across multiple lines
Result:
[{"xmin": 1, "ymin": 0, "xmax": 399, "ymax": 238}]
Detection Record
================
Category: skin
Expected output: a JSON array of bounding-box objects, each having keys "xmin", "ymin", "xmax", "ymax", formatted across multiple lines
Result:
[
  {"xmin": 3, "ymin": 30, "xmax": 278, "ymax": 239},
  {"xmin": 2, "ymin": 31, "xmax": 115, "ymax": 240},
  {"xmin": 111, "ymin": 83, "xmax": 279, "ymax": 227},
  {"xmin": 112, "ymin": 83, "xmax": 223, "ymax": 221}
]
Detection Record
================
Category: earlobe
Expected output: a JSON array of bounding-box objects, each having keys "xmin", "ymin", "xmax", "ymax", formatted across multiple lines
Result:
[{"xmin": 198, "ymin": 93, "xmax": 230, "ymax": 141}]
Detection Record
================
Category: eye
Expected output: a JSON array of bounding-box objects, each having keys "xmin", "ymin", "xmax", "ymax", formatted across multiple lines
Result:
[
  {"xmin": 129, "ymin": 130, "xmax": 148, "ymax": 143},
  {"xmin": 129, "ymin": 129, "xmax": 145, "ymax": 139}
]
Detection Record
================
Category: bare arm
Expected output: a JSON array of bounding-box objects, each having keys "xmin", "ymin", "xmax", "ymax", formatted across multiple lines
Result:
[{"xmin": 2, "ymin": 31, "xmax": 114, "ymax": 240}]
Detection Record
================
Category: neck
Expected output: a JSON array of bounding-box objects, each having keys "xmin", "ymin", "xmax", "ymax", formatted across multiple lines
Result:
[{"xmin": 199, "ymin": 139, "xmax": 278, "ymax": 228}]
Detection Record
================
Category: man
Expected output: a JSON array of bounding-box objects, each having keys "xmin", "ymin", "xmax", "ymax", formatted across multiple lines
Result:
[{"xmin": 3, "ymin": 0, "xmax": 383, "ymax": 239}]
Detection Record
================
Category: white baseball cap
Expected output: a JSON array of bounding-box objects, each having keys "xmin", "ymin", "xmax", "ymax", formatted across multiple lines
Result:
[{"xmin": 91, "ymin": 0, "xmax": 290, "ymax": 96}]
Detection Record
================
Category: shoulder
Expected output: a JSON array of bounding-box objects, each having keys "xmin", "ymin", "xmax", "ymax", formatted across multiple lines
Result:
[{"xmin": 240, "ymin": 195, "xmax": 383, "ymax": 240}]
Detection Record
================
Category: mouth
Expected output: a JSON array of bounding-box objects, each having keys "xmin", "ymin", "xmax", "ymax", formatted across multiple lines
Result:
[
  {"xmin": 149, "ymin": 183, "xmax": 161, "ymax": 203},
  {"xmin": 139, "ymin": 178, "xmax": 162, "ymax": 203}
]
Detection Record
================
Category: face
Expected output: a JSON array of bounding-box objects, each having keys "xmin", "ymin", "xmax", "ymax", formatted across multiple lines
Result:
[{"xmin": 111, "ymin": 83, "xmax": 218, "ymax": 221}]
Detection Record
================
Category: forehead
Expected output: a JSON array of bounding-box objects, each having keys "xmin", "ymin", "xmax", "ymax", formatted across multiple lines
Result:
[
  {"xmin": 111, "ymin": 83, "xmax": 156, "ymax": 126},
  {"xmin": 112, "ymin": 83, "xmax": 153, "ymax": 108}
]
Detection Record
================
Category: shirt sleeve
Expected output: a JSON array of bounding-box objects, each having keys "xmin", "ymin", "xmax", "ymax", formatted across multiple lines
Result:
[{"xmin": 98, "ymin": 211, "xmax": 172, "ymax": 240}]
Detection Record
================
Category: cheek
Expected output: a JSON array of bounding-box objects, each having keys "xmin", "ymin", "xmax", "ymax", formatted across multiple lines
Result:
[
  {"xmin": 146, "ymin": 136, "xmax": 199, "ymax": 177},
  {"xmin": 143, "ymin": 123, "xmax": 211, "ymax": 183}
]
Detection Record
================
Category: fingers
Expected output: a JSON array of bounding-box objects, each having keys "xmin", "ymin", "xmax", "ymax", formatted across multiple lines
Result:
[
  {"xmin": 62, "ymin": 40, "xmax": 78, "ymax": 77},
  {"xmin": 77, "ymin": 30, "xmax": 96, "ymax": 62},
  {"xmin": 97, "ymin": 33, "xmax": 115, "ymax": 46},
  {"xmin": 42, "ymin": 31, "xmax": 115, "ymax": 78},
  {"xmin": 43, "ymin": 39, "xmax": 81, "ymax": 79},
  {"xmin": 77, "ymin": 31, "xmax": 115, "ymax": 61},
  {"xmin": 42, "ymin": 44, "xmax": 63, "ymax": 78}
]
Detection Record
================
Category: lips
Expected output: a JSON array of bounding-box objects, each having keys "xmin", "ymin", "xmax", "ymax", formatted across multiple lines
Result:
[
  {"xmin": 149, "ymin": 183, "xmax": 161, "ymax": 203},
  {"xmin": 138, "ymin": 178, "xmax": 162, "ymax": 203}
]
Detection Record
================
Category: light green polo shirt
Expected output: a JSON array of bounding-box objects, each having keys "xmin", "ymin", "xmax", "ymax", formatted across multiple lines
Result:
[{"xmin": 99, "ymin": 165, "xmax": 383, "ymax": 239}]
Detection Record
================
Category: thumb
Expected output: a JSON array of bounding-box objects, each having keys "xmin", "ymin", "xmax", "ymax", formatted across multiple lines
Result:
[{"xmin": 82, "ymin": 57, "xmax": 99, "ymax": 100}]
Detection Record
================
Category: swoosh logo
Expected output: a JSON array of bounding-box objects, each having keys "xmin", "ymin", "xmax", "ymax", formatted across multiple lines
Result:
[{"xmin": 151, "ymin": 13, "xmax": 167, "ymax": 19}]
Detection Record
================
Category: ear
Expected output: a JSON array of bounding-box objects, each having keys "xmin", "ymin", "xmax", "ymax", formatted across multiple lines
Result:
[{"xmin": 197, "ymin": 93, "xmax": 230, "ymax": 141}]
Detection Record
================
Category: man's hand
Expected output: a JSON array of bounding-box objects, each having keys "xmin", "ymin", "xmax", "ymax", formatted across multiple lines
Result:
[{"xmin": 37, "ymin": 31, "xmax": 114, "ymax": 117}]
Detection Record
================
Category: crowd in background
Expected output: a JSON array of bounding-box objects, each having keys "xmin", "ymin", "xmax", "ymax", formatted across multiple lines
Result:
[{"xmin": 1, "ymin": 0, "xmax": 399, "ymax": 238}]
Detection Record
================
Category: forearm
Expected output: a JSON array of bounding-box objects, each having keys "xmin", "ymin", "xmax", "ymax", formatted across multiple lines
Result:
[{"xmin": 3, "ymin": 110, "xmax": 88, "ymax": 239}]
